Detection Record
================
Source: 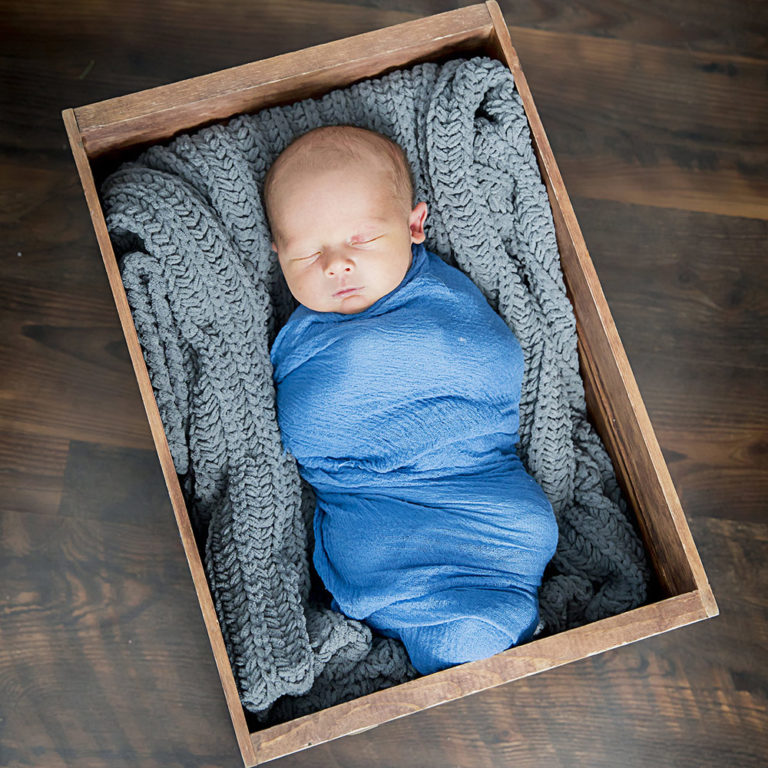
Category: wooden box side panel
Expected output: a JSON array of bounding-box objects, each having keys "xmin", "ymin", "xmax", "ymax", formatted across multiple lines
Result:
[
  {"xmin": 74, "ymin": 4, "xmax": 494, "ymax": 159},
  {"xmin": 61, "ymin": 109, "xmax": 259, "ymax": 766},
  {"xmin": 251, "ymin": 592, "xmax": 710, "ymax": 765}
]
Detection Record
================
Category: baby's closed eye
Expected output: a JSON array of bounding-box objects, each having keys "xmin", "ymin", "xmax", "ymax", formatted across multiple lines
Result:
[{"xmin": 292, "ymin": 235, "xmax": 383, "ymax": 262}]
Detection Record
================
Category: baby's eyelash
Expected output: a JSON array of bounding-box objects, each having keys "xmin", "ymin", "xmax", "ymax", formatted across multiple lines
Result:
[{"xmin": 296, "ymin": 236, "xmax": 381, "ymax": 260}]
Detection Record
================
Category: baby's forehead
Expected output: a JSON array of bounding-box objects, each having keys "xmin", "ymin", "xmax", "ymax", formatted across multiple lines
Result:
[
  {"xmin": 272, "ymin": 159, "xmax": 392, "ymax": 219},
  {"xmin": 278, "ymin": 145, "xmax": 388, "ymax": 186}
]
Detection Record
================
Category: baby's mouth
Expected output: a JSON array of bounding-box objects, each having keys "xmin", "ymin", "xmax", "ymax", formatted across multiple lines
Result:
[{"xmin": 334, "ymin": 286, "xmax": 362, "ymax": 297}]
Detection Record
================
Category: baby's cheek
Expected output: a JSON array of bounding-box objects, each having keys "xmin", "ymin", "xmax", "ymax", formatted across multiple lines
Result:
[{"xmin": 288, "ymin": 268, "xmax": 311, "ymax": 294}]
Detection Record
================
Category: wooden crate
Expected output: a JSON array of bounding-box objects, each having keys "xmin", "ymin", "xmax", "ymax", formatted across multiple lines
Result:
[{"xmin": 62, "ymin": 2, "xmax": 718, "ymax": 765}]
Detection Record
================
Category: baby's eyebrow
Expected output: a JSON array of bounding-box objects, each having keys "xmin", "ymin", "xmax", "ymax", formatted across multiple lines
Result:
[{"xmin": 349, "ymin": 218, "xmax": 388, "ymax": 233}]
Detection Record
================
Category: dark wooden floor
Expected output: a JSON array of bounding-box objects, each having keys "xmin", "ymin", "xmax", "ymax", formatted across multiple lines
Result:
[{"xmin": 1, "ymin": 1, "xmax": 766, "ymax": 766}]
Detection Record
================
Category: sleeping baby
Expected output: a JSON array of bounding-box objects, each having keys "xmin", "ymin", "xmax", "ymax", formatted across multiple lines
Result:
[{"xmin": 264, "ymin": 124, "xmax": 559, "ymax": 675}]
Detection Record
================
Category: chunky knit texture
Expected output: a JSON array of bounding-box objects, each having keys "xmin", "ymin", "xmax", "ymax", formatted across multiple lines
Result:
[{"xmin": 100, "ymin": 56, "xmax": 650, "ymax": 725}]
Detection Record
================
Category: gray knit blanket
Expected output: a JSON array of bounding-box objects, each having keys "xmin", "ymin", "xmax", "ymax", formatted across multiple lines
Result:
[{"xmin": 100, "ymin": 56, "xmax": 650, "ymax": 726}]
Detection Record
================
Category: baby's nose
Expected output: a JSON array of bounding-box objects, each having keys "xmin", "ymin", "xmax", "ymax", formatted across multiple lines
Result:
[{"xmin": 324, "ymin": 253, "xmax": 354, "ymax": 277}]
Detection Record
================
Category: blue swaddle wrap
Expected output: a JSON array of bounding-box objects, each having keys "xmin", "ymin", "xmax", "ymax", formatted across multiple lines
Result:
[{"xmin": 270, "ymin": 242, "xmax": 559, "ymax": 675}]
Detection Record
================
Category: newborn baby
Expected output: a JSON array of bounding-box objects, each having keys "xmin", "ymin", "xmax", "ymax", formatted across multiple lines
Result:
[{"xmin": 265, "ymin": 125, "xmax": 558, "ymax": 675}]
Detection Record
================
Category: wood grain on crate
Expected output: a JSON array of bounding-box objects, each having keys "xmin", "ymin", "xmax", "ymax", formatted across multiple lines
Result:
[
  {"xmin": 72, "ymin": 4, "xmax": 494, "ymax": 158},
  {"xmin": 252, "ymin": 591, "xmax": 710, "ymax": 763}
]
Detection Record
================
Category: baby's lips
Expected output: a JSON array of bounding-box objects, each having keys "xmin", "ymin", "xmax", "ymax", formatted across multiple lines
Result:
[{"xmin": 334, "ymin": 286, "xmax": 362, "ymax": 297}]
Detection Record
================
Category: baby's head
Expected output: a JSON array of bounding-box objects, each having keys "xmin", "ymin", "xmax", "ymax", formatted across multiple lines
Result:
[{"xmin": 264, "ymin": 125, "xmax": 428, "ymax": 314}]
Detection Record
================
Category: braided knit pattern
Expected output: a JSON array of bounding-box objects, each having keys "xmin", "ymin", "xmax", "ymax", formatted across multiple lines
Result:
[{"xmin": 100, "ymin": 56, "xmax": 650, "ymax": 725}]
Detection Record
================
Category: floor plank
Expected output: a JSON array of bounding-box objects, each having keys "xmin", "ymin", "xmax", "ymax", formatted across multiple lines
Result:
[{"xmin": 508, "ymin": 27, "xmax": 768, "ymax": 218}]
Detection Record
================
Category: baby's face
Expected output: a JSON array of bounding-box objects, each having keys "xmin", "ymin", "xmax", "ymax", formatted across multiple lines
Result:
[{"xmin": 270, "ymin": 164, "xmax": 427, "ymax": 314}]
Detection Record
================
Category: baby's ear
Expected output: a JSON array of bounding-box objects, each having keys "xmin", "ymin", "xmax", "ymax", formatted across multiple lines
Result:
[{"xmin": 271, "ymin": 241, "xmax": 278, "ymax": 253}]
